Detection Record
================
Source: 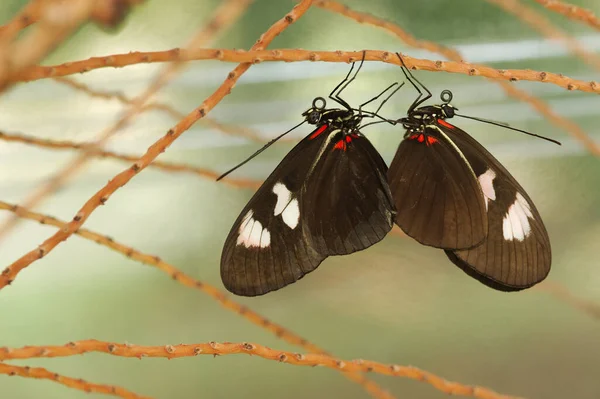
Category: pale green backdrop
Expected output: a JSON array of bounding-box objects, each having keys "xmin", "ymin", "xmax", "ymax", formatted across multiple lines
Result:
[{"xmin": 0, "ymin": 1, "xmax": 599, "ymax": 398}]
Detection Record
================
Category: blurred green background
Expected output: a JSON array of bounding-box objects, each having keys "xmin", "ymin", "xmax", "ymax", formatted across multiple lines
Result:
[{"xmin": 0, "ymin": 0, "xmax": 599, "ymax": 398}]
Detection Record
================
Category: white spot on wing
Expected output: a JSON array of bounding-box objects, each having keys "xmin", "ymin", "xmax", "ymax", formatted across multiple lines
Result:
[
  {"xmin": 282, "ymin": 198, "xmax": 300, "ymax": 229},
  {"xmin": 236, "ymin": 210, "xmax": 270, "ymax": 248},
  {"xmin": 272, "ymin": 182, "xmax": 292, "ymax": 216},
  {"xmin": 502, "ymin": 193, "xmax": 533, "ymax": 241},
  {"xmin": 477, "ymin": 169, "xmax": 496, "ymax": 211},
  {"xmin": 271, "ymin": 182, "xmax": 300, "ymax": 229}
]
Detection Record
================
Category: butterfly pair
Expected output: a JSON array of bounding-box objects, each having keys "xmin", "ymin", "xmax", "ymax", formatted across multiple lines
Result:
[{"xmin": 219, "ymin": 54, "xmax": 555, "ymax": 297}]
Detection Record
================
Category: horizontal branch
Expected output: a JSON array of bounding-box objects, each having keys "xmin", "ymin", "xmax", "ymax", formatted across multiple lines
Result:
[
  {"xmin": 314, "ymin": 0, "xmax": 600, "ymax": 156},
  {"xmin": 0, "ymin": 363, "xmax": 151, "ymax": 399},
  {"xmin": 0, "ymin": 0, "xmax": 314, "ymax": 291},
  {"xmin": 532, "ymin": 0, "xmax": 600, "ymax": 31},
  {"xmin": 14, "ymin": 49, "xmax": 600, "ymax": 94},
  {"xmin": 0, "ymin": 130, "xmax": 260, "ymax": 189},
  {"xmin": 0, "ymin": 199, "xmax": 395, "ymax": 399},
  {"xmin": 0, "ymin": 340, "xmax": 520, "ymax": 399}
]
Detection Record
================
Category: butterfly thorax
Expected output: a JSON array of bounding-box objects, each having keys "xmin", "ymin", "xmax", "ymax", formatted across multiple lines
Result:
[{"xmin": 399, "ymin": 103, "xmax": 457, "ymax": 138}]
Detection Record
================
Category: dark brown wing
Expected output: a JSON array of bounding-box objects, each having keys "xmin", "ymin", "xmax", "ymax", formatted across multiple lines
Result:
[
  {"xmin": 388, "ymin": 125, "xmax": 488, "ymax": 250},
  {"xmin": 221, "ymin": 126, "xmax": 394, "ymax": 296},
  {"xmin": 441, "ymin": 121, "xmax": 551, "ymax": 291}
]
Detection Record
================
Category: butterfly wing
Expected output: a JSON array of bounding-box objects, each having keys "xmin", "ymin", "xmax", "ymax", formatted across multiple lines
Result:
[
  {"xmin": 221, "ymin": 125, "xmax": 395, "ymax": 296},
  {"xmin": 440, "ymin": 120, "xmax": 551, "ymax": 291},
  {"xmin": 387, "ymin": 125, "xmax": 488, "ymax": 249}
]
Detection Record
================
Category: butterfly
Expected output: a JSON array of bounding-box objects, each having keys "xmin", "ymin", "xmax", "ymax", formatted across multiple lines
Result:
[
  {"xmin": 219, "ymin": 57, "xmax": 399, "ymax": 296},
  {"xmin": 388, "ymin": 55, "xmax": 557, "ymax": 291}
]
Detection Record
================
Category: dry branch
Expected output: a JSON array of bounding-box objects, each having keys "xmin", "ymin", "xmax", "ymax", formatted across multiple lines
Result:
[
  {"xmin": 0, "ymin": 0, "xmax": 314, "ymax": 289},
  {"xmin": 0, "ymin": 130, "xmax": 260, "ymax": 189},
  {"xmin": 0, "ymin": 363, "xmax": 152, "ymax": 399},
  {"xmin": 532, "ymin": 0, "xmax": 600, "ymax": 30},
  {"xmin": 0, "ymin": 340, "xmax": 521, "ymax": 399},
  {"xmin": 314, "ymin": 0, "xmax": 600, "ymax": 156},
  {"xmin": 0, "ymin": 199, "xmax": 393, "ymax": 399},
  {"xmin": 536, "ymin": 281, "xmax": 600, "ymax": 319},
  {"xmin": 13, "ymin": 49, "xmax": 600, "ymax": 94},
  {"xmin": 53, "ymin": 76, "xmax": 267, "ymax": 142},
  {"xmin": 486, "ymin": 0, "xmax": 600, "ymax": 70},
  {"xmin": 0, "ymin": 0, "xmax": 97, "ymax": 92},
  {"xmin": 0, "ymin": 0, "xmax": 255, "ymax": 246}
]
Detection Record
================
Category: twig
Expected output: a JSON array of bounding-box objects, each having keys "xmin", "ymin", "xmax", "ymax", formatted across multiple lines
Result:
[
  {"xmin": 0, "ymin": 0, "xmax": 40, "ymax": 43},
  {"xmin": 0, "ymin": 200, "xmax": 394, "ymax": 399},
  {"xmin": 53, "ymin": 76, "xmax": 266, "ymax": 142},
  {"xmin": 486, "ymin": 0, "xmax": 600, "ymax": 70},
  {"xmin": 0, "ymin": 363, "xmax": 152, "ymax": 399},
  {"xmin": 13, "ymin": 49, "xmax": 600, "ymax": 94},
  {"xmin": 0, "ymin": 0, "xmax": 314, "ymax": 290},
  {"xmin": 313, "ymin": 1, "xmax": 600, "ymax": 156},
  {"xmin": 0, "ymin": 0, "xmax": 97, "ymax": 92},
  {"xmin": 0, "ymin": 0, "xmax": 255, "ymax": 246},
  {"xmin": 532, "ymin": 0, "xmax": 600, "ymax": 31},
  {"xmin": 0, "ymin": 130, "xmax": 261, "ymax": 189},
  {"xmin": 0, "ymin": 340, "xmax": 522, "ymax": 399},
  {"xmin": 536, "ymin": 281, "xmax": 600, "ymax": 319}
]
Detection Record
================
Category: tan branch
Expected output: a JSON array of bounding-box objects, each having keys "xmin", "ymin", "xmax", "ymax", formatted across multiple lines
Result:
[
  {"xmin": 486, "ymin": 0, "xmax": 600, "ymax": 70},
  {"xmin": 536, "ymin": 281, "xmax": 600, "ymax": 319},
  {"xmin": 0, "ymin": 130, "xmax": 260, "ymax": 189},
  {"xmin": 0, "ymin": 0, "xmax": 97, "ymax": 92},
  {"xmin": 313, "ymin": 1, "xmax": 600, "ymax": 156},
  {"xmin": 0, "ymin": 199, "xmax": 393, "ymax": 399},
  {"xmin": 0, "ymin": 340, "xmax": 522, "ymax": 399},
  {"xmin": 53, "ymin": 76, "xmax": 266, "ymax": 142},
  {"xmin": 532, "ymin": 0, "xmax": 600, "ymax": 31},
  {"xmin": 13, "ymin": 49, "xmax": 599, "ymax": 94},
  {"xmin": 0, "ymin": 0, "xmax": 255, "ymax": 246},
  {"xmin": 0, "ymin": 363, "xmax": 152, "ymax": 399}
]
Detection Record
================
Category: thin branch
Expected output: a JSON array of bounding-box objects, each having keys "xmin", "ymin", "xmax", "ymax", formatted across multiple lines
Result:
[
  {"xmin": 486, "ymin": 0, "xmax": 600, "ymax": 70},
  {"xmin": 0, "ymin": 0, "xmax": 40, "ymax": 43},
  {"xmin": 536, "ymin": 281, "xmax": 600, "ymax": 319},
  {"xmin": 0, "ymin": 340, "xmax": 522, "ymax": 399},
  {"xmin": 0, "ymin": 200, "xmax": 394, "ymax": 399},
  {"xmin": 0, "ymin": 0, "xmax": 314, "ymax": 290},
  {"xmin": 0, "ymin": 130, "xmax": 260, "ymax": 189},
  {"xmin": 313, "ymin": 1, "xmax": 600, "ymax": 156},
  {"xmin": 53, "ymin": 76, "xmax": 267, "ymax": 142},
  {"xmin": 0, "ymin": 363, "xmax": 152, "ymax": 399},
  {"xmin": 13, "ymin": 49, "xmax": 600, "ymax": 94},
  {"xmin": 90, "ymin": 0, "xmax": 145, "ymax": 29},
  {"xmin": 532, "ymin": 0, "xmax": 600, "ymax": 31},
  {"xmin": 0, "ymin": 0, "xmax": 255, "ymax": 246},
  {"xmin": 0, "ymin": 0, "xmax": 97, "ymax": 92}
]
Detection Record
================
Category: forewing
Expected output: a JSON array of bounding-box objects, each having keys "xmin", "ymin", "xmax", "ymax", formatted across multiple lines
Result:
[
  {"xmin": 303, "ymin": 132, "xmax": 395, "ymax": 256},
  {"xmin": 441, "ymin": 121, "xmax": 551, "ymax": 290},
  {"xmin": 221, "ymin": 125, "xmax": 394, "ymax": 296},
  {"xmin": 388, "ymin": 125, "xmax": 488, "ymax": 249}
]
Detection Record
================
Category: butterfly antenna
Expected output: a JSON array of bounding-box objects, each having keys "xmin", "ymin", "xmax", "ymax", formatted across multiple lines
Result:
[
  {"xmin": 216, "ymin": 120, "xmax": 307, "ymax": 181},
  {"xmin": 454, "ymin": 113, "xmax": 562, "ymax": 145}
]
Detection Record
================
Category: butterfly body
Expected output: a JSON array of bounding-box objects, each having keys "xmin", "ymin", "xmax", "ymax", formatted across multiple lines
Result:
[
  {"xmin": 389, "ymin": 98, "xmax": 551, "ymax": 291},
  {"xmin": 221, "ymin": 105, "xmax": 395, "ymax": 296}
]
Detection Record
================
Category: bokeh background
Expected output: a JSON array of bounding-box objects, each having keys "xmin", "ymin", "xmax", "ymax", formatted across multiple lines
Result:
[{"xmin": 1, "ymin": 0, "xmax": 599, "ymax": 398}]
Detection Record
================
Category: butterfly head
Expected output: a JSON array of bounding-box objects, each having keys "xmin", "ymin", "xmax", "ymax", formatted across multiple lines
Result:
[{"xmin": 399, "ymin": 90, "xmax": 459, "ymax": 129}]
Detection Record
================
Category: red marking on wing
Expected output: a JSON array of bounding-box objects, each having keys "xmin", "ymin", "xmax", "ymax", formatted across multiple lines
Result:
[
  {"xmin": 333, "ymin": 140, "xmax": 346, "ymax": 151},
  {"xmin": 427, "ymin": 136, "xmax": 438, "ymax": 145},
  {"xmin": 437, "ymin": 119, "xmax": 455, "ymax": 129},
  {"xmin": 417, "ymin": 134, "xmax": 425, "ymax": 143},
  {"xmin": 345, "ymin": 135, "xmax": 352, "ymax": 143},
  {"xmin": 409, "ymin": 134, "xmax": 419, "ymax": 140},
  {"xmin": 309, "ymin": 124, "xmax": 328, "ymax": 140}
]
